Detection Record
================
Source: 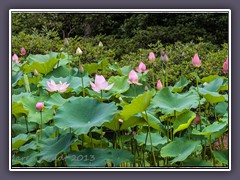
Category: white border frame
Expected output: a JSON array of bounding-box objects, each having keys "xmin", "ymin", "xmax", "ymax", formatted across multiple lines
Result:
[{"xmin": 9, "ymin": 9, "xmax": 231, "ymax": 171}]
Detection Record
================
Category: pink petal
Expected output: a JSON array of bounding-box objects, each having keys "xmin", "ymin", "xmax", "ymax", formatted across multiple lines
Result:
[{"xmin": 104, "ymin": 83, "xmax": 114, "ymax": 90}]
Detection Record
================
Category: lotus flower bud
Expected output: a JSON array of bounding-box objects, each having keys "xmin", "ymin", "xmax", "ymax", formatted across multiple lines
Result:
[
  {"xmin": 79, "ymin": 64, "xmax": 84, "ymax": 73},
  {"xmin": 161, "ymin": 54, "xmax": 169, "ymax": 62},
  {"xmin": 34, "ymin": 69, "xmax": 38, "ymax": 76},
  {"xmin": 36, "ymin": 102, "xmax": 44, "ymax": 112},
  {"xmin": 192, "ymin": 113, "xmax": 201, "ymax": 124},
  {"xmin": 118, "ymin": 119, "xmax": 124, "ymax": 123},
  {"xmin": 127, "ymin": 70, "xmax": 142, "ymax": 85},
  {"xmin": 148, "ymin": 52, "xmax": 155, "ymax": 62},
  {"xmin": 203, "ymin": 82, "xmax": 208, "ymax": 86},
  {"xmin": 64, "ymin": 38, "xmax": 69, "ymax": 47},
  {"xmin": 222, "ymin": 57, "xmax": 228, "ymax": 74},
  {"xmin": 21, "ymin": 47, "xmax": 26, "ymax": 56},
  {"xmin": 76, "ymin": 47, "xmax": 83, "ymax": 56},
  {"xmin": 99, "ymin": 41, "xmax": 103, "ymax": 47},
  {"xmin": 192, "ymin": 53, "xmax": 201, "ymax": 67},
  {"xmin": 12, "ymin": 54, "xmax": 20, "ymax": 63},
  {"xmin": 156, "ymin": 80, "xmax": 163, "ymax": 90},
  {"xmin": 145, "ymin": 86, "xmax": 149, "ymax": 91}
]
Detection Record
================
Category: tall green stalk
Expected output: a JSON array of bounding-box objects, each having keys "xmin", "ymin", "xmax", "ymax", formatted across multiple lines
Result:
[
  {"xmin": 40, "ymin": 111, "xmax": 43, "ymax": 140},
  {"xmin": 145, "ymin": 111, "xmax": 157, "ymax": 167}
]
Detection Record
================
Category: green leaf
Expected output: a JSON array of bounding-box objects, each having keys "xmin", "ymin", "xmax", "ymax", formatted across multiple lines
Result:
[
  {"xmin": 199, "ymin": 88, "xmax": 227, "ymax": 104},
  {"xmin": 203, "ymin": 77, "xmax": 228, "ymax": 92},
  {"xmin": 201, "ymin": 75, "xmax": 222, "ymax": 83},
  {"xmin": 215, "ymin": 102, "xmax": 228, "ymax": 116},
  {"xmin": 173, "ymin": 110, "xmax": 196, "ymax": 135},
  {"xmin": 151, "ymin": 87, "xmax": 199, "ymax": 115},
  {"xmin": 121, "ymin": 84, "xmax": 146, "ymax": 98},
  {"xmin": 182, "ymin": 157, "xmax": 212, "ymax": 166},
  {"xmin": 118, "ymin": 65, "xmax": 132, "ymax": 76},
  {"xmin": 38, "ymin": 133, "xmax": 74, "ymax": 162},
  {"xmin": 108, "ymin": 76, "xmax": 130, "ymax": 94},
  {"xmin": 12, "ymin": 101, "xmax": 28, "ymax": 118},
  {"xmin": 12, "ymin": 150, "xmax": 38, "ymax": 166},
  {"xmin": 12, "ymin": 71, "xmax": 23, "ymax": 87},
  {"xmin": 120, "ymin": 117, "xmax": 146, "ymax": 130},
  {"xmin": 212, "ymin": 150, "xmax": 228, "ymax": 165},
  {"xmin": 120, "ymin": 91, "xmax": 153, "ymax": 120},
  {"xmin": 160, "ymin": 138, "xmax": 200, "ymax": 164},
  {"xmin": 172, "ymin": 76, "xmax": 189, "ymax": 93},
  {"xmin": 21, "ymin": 95, "xmax": 54, "ymax": 124},
  {"xmin": 54, "ymin": 97, "xmax": 118, "ymax": 135},
  {"xmin": 83, "ymin": 63, "xmax": 99, "ymax": 75},
  {"xmin": 142, "ymin": 112, "xmax": 166, "ymax": 134},
  {"xmin": 45, "ymin": 93, "xmax": 68, "ymax": 109},
  {"xmin": 22, "ymin": 52, "xmax": 59, "ymax": 75},
  {"xmin": 200, "ymin": 121, "xmax": 227, "ymax": 136},
  {"xmin": 66, "ymin": 149, "xmax": 134, "ymax": 167},
  {"xmin": 12, "ymin": 134, "xmax": 33, "ymax": 149},
  {"xmin": 45, "ymin": 66, "xmax": 71, "ymax": 78},
  {"xmin": 135, "ymin": 132, "xmax": 167, "ymax": 146}
]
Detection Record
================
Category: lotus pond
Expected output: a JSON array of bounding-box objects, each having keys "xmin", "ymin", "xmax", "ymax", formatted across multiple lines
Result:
[{"xmin": 11, "ymin": 46, "xmax": 229, "ymax": 168}]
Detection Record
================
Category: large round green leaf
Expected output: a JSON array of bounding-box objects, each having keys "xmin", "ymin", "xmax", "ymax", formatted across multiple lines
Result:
[
  {"xmin": 54, "ymin": 97, "xmax": 118, "ymax": 135},
  {"xmin": 66, "ymin": 148, "xmax": 134, "ymax": 167},
  {"xmin": 135, "ymin": 132, "xmax": 167, "ymax": 146},
  {"xmin": 120, "ymin": 116, "xmax": 146, "ymax": 130},
  {"xmin": 108, "ymin": 76, "xmax": 130, "ymax": 94},
  {"xmin": 192, "ymin": 121, "xmax": 227, "ymax": 136},
  {"xmin": 142, "ymin": 111, "xmax": 166, "ymax": 134},
  {"xmin": 203, "ymin": 77, "xmax": 228, "ymax": 92},
  {"xmin": 212, "ymin": 150, "xmax": 228, "ymax": 165},
  {"xmin": 12, "ymin": 134, "xmax": 33, "ymax": 150},
  {"xmin": 22, "ymin": 52, "xmax": 59, "ymax": 75},
  {"xmin": 37, "ymin": 133, "xmax": 74, "ymax": 163},
  {"xmin": 160, "ymin": 137, "xmax": 200, "ymax": 164},
  {"xmin": 173, "ymin": 110, "xmax": 196, "ymax": 135},
  {"xmin": 199, "ymin": 88, "xmax": 228, "ymax": 104},
  {"xmin": 12, "ymin": 150, "xmax": 38, "ymax": 167},
  {"xmin": 151, "ymin": 87, "xmax": 199, "ymax": 115},
  {"xmin": 21, "ymin": 96, "xmax": 54, "ymax": 124},
  {"xmin": 172, "ymin": 76, "xmax": 189, "ymax": 93},
  {"xmin": 120, "ymin": 91, "xmax": 153, "ymax": 120}
]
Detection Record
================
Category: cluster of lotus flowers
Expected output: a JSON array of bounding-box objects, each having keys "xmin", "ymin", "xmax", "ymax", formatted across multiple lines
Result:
[{"xmin": 11, "ymin": 47, "xmax": 228, "ymax": 112}]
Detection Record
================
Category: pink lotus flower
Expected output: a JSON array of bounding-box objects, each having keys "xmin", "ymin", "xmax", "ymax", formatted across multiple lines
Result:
[
  {"xmin": 127, "ymin": 70, "xmax": 142, "ymax": 85},
  {"xmin": 46, "ymin": 79, "xmax": 70, "ymax": 93},
  {"xmin": 136, "ymin": 62, "xmax": 148, "ymax": 73},
  {"xmin": 192, "ymin": 53, "xmax": 201, "ymax": 67},
  {"xmin": 21, "ymin": 47, "xmax": 26, "ymax": 56},
  {"xmin": 156, "ymin": 80, "xmax": 163, "ymax": 90},
  {"xmin": 36, "ymin": 102, "xmax": 44, "ymax": 111},
  {"xmin": 90, "ymin": 75, "xmax": 114, "ymax": 93},
  {"xmin": 148, "ymin": 52, "xmax": 155, "ymax": 62},
  {"xmin": 12, "ymin": 54, "xmax": 20, "ymax": 63},
  {"xmin": 222, "ymin": 57, "xmax": 228, "ymax": 74}
]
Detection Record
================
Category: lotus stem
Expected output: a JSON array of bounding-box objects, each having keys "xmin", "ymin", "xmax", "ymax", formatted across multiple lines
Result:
[
  {"xmin": 145, "ymin": 110, "xmax": 157, "ymax": 167},
  {"xmin": 40, "ymin": 111, "xmax": 43, "ymax": 140},
  {"xmin": 81, "ymin": 76, "xmax": 85, "ymax": 97},
  {"xmin": 25, "ymin": 116, "xmax": 29, "ymax": 133}
]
